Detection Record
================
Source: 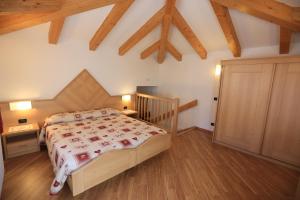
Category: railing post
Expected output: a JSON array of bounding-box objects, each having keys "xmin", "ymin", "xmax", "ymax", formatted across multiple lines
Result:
[
  {"xmin": 133, "ymin": 93, "xmax": 137, "ymax": 111},
  {"xmin": 172, "ymin": 98, "xmax": 179, "ymax": 135}
]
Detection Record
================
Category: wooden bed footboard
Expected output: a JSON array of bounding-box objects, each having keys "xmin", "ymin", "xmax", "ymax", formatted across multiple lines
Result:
[{"xmin": 67, "ymin": 134, "xmax": 171, "ymax": 196}]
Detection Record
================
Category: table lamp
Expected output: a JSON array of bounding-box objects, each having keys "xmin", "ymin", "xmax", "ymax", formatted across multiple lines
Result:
[{"xmin": 9, "ymin": 101, "xmax": 32, "ymax": 124}]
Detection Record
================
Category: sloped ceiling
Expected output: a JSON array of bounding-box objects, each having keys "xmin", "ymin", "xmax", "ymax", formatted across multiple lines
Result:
[
  {"xmin": 166, "ymin": 0, "xmax": 300, "ymax": 54},
  {"xmin": 1, "ymin": 0, "xmax": 300, "ymax": 55}
]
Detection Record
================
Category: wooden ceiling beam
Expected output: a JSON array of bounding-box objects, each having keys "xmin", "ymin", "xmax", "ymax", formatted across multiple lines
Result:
[
  {"xmin": 279, "ymin": 27, "xmax": 292, "ymax": 54},
  {"xmin": 0, "ymin": 0, "xmax": 62, "ymax": 14},
  {"xmin": 172, "ymin": 8, "xmax": 207, "ymax": 59},
  {"xmin": 211, "ymin": 0, "xmax": 300, "ymax": 32},
  {"xmin": 166, "ymin": 41, "xmax": 182, "ymax": 61},
  {"xmin": 48, "ymin": 17, "xmax": 65, "ymax": 44},
  {"xmin": 140, "ymin": 40, "xmax": 182, "ymax": 62},
  {"xmin": 140, "ymin": 41, "xmax": 160, "ymax": 59},
  {"xmin": 89, "ymin": 0, "xmax": 134, "ymax": 51},
  {"xmin": 122, "ymin": 2, "xmax": 207, "ymax": 62},
  {"xmin": 157, "ymin": 0, "xmax": 176, "ymax": 64},
  {"xmin": 0, "ymin": 0, "xmax": 122, "ymax": 35},
  {"xmin": 293, "ymin": 7, "xmax": 300, "ymax": 22},
  {"xmin": 210, "ymin": 1, "xmax": 241, "ymax": 57},
  {"xmin": 119, "ymin": 6, "xmax": 165, "ymax": 56}
]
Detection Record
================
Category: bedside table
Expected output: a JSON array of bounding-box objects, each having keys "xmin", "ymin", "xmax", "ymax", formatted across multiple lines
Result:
[
  {"xmin": 121, "ymin": 110, "xmax": 138, "ymax": 118},
  {"xmin": 2, "ymin": 123, "xmax": 40, "ymax": 159}
]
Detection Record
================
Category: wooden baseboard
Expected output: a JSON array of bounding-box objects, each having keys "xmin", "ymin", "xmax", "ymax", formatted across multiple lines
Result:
[
  {"xmin": 177, "ymin": 126, "xmax": 213, "ymax": 136},
  {"xmin": 177, "ymin": 127, "xmax": 196, "ymax": 135},
  {"xmin": 194, "ymin": 127, "xmax": 213, "ymax": 134}
]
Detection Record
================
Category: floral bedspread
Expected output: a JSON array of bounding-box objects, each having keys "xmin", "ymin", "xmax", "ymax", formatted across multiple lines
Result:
[{"xmin": 41, "ymin": 114, "xmax": 166, "ymax": 194}]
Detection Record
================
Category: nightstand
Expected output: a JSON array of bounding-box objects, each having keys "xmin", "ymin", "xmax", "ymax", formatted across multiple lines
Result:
[
  {"xmin": 2, "ymin": 123, "xmax": 40, "ymax": 159},
  {"xmin": 121, "ymin": 110, "xmax": 138, "ymax": 118}
]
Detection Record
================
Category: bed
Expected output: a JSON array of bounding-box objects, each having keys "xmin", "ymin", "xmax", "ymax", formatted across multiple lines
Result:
[{"xmin": 40, "ymin": 108, "xmax": 172, "ymax": 196}]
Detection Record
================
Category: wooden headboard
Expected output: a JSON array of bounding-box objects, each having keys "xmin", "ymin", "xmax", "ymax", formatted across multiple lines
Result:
[{"xmin": 0, "ymin": 69, "xmax": 132, "ymax": 130}]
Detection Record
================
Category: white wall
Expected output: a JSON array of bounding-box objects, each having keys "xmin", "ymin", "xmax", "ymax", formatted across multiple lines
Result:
[
  {"xmin": 0, "ymin": 23, "xmax": 159, "ymax": 102},
  {"xmin": 1, "ymin": 21, "xmax": 299, "ymax": 132},
  {"xmin": 157, "ymin": 44, "xmax": 300, "ymax": 131},
  {"xmin": 0, "ymin": 0, "xmax": 300, "ymax": 131},
  {"xmin": 0, "ymin": 0, "xmax": 168, "ymax": 102}
]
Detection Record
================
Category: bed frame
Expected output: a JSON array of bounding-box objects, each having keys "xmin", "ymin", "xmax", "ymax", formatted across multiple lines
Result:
[
  {"xmin": 0, "ymin": 69, "xmax": 179, "ymax": 196},
  {"xmin": 67, "ymin": 133, "xmax": 171, "ymax": 196}
]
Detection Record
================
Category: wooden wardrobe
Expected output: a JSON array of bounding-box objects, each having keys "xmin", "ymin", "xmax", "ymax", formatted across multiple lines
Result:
[{"xmin": 214, "ymin": 56, "xmax": 300, "ymax": 169}]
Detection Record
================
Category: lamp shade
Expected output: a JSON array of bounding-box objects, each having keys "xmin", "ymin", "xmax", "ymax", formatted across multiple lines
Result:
[
  {"xmin": 9, "ymin": 101, "xmax": 32, "ymax": 111},
  {"xmin": 122, "ymin": 95, "xmax": 131, "ymax": 102}
]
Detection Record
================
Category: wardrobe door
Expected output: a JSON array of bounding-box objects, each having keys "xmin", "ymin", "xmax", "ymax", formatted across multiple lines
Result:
[
  {"xmin": 262, "ymin": 63, "xmax": 300, "ymax": 167},
  {"xmin": 214, "ymin": 64, "xmax": 274, "ymax": 153}
]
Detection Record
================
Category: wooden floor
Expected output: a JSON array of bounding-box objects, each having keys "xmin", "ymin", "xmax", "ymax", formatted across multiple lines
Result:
[{"xmin": 3, "ymin": 130, "xmax": 300, "ymax": 200}]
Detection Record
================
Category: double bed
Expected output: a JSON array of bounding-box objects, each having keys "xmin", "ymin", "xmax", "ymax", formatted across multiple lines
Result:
[
  {"xmin": 0, "ymin": 70, "xmax": 177, "ymax": 196},
  {"xmin": 40, "ymin": 108, "xmax": 172, "ymax": 196}
]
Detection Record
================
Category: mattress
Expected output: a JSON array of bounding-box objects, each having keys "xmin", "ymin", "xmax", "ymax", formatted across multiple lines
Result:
[{"xmin": 41, "ymin": 111, "xmax": 167, "ymax": 194}]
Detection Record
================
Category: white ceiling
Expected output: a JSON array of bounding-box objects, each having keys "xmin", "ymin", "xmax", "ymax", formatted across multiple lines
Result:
[{"xmin": 6, "ymin": 0, "xmax": 300, "ymax": 55}]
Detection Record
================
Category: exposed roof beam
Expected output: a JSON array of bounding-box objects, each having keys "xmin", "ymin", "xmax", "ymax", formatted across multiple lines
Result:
[
  {"xmin": 89, "ymin": 0, "xmax": 134, "ymax": 51},
  {"xmin": 121, "ymin": 1, "xmax": 207, "ymax": 62},
  {"xmin": 293, "ymin": 7, "xmax": 300, "ymax": 22},
  {"xmin": 210, "ymin": 1, "xmax": 241, "ymax": 57},
  {"xmin": 157, "ymin": 0, "xmax": 176, "ymax": 63},
  {"xmin": 172, "ymin": 8, "xmax": 207, "ymax": 59},
  {"xmin": 119, "ymin": 6, "xmax": 165, "ymax": 56},
  {"xmin": 140, "ymin": 41, "xmax": 160, "ymax": 59},
  {"xmin": 48, "ymin": 17, "xmax": 65, "ymax": 44},
  {"xmin": 0, "ymin": 0, "xmax": 122, "ymax": 35},
  {"xmin": 279, "ymin": 27, "xmax": 292, "ymax": 54},
  {"xmin": 140, "ymin": 40, "xmax": 182, "ymax": 62},
  {"xmin": 0, "ymin": 0, "xmax": 62, "ymax": 14},
  {"xmin": 211, "ymin": 0, "xmax": 300, "ymax": 32},
  {"xmin": 166, "ymin": 41, "xmax": 182, "ymax": 61}
]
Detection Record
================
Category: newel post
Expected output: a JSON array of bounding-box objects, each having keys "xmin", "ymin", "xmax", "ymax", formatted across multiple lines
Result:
[{"xmin": 172, "ymin": 98, "xmax": 179, "ymax": 135}]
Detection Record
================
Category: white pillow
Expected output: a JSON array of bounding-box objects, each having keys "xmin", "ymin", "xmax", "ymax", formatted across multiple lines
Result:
[
  {"xmin": 45, "ymin": 112, "xmax": 76, "ymax": 125},
  {"xmin": 45, "ymin": 108, "xmax": 120, "ymax": 126}
]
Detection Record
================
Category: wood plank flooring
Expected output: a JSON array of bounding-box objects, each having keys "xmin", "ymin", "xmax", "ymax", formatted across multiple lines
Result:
[{"xmin": 2, "ymin": 130, "xmax": 300, "ymax": 200}]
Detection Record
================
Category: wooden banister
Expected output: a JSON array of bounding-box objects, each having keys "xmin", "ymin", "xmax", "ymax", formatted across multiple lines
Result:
[
  {"xmin": 178, "ymin": 100, "xmax": 198, "ymax": 113},
  {"xmin": 136, "ymin": 93, "xmax": 175, "ymax": 103},
  {"xmin": 172, "ymin": 98, "xmax": 179, "ymax": 134},
  {"xmin": 135, "ymin": 93, "xmax": 197, "ymax": 134},
  {"xmin": 135, "ymin": 93, "xmax": 179, "ymax": 134},
  {"xmin": 155, "ymin": 99, "xmax": 198, "ymax": 120}
]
